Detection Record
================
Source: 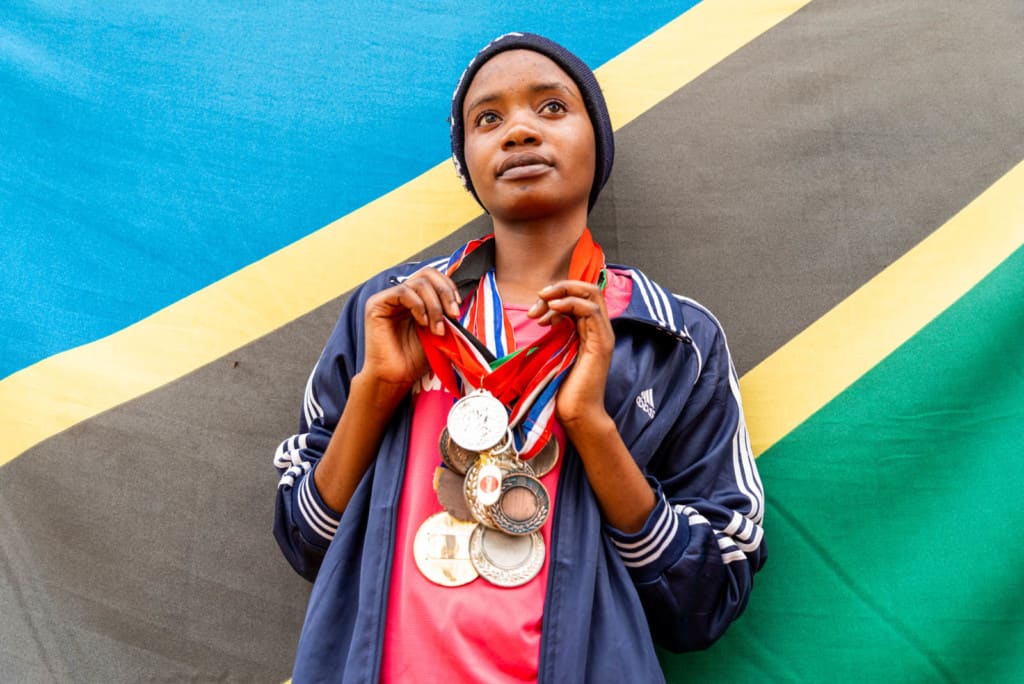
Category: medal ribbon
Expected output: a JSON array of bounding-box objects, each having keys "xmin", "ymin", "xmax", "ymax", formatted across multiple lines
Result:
[{"xmin": 415, "ymin": 229, "xmax": 605, "ymax": 458}]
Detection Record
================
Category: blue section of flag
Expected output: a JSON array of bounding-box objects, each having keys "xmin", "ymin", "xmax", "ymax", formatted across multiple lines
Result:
[{"xmin": 0, "ymin": 1, "xmax": 696, "ymax": 378}]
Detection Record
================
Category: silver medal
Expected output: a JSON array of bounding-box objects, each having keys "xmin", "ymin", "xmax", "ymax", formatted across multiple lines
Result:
[
  {"xmin": 447, "ymin": 390, "xmax": 508, "ymax": 452},
  {"xmin": 469, "ymin": 525, "xmax": 545, "ymax": 587}
]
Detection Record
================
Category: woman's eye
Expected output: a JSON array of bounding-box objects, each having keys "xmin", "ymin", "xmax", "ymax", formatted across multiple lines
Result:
[
  {"xmin": 476, "ymin": 112, "xmax": 499, "ymax": 126},
  {"xmin": 542, "ymin": 101, "xmax": 566, "ymax": 114}
]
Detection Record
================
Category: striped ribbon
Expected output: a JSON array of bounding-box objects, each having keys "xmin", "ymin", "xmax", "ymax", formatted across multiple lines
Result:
[{"xmin": 415, "ymin": 229, "xmax": 605, "ymax": 458}]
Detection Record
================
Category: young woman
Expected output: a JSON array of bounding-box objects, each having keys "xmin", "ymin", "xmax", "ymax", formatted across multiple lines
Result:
[{"xmin": 273, "ymin": 33, "xmax": 766, "ymax": 683}]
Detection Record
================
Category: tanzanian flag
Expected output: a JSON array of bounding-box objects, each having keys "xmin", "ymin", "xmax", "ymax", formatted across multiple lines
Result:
[{"xmin": 2, "ymin": 1, "xmax": 1021, "ymax": 681}]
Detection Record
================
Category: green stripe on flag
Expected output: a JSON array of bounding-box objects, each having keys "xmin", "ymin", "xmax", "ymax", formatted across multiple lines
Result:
[{"xmin": 664, "ymin": 245, "xmax": 1024, "ymax": 682}]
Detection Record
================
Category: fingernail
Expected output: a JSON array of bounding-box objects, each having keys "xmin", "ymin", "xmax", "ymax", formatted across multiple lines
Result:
[{"xmin": 433, "ymin": 321, "xmax": 444, "ymax": 335}]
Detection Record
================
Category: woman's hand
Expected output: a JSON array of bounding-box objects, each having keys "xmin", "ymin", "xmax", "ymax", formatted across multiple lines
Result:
[
  {"xmin": 361, "ymin": 268, "xmax": 462, "ymax": 394},
  {"xmin": 528, "ymin": 280, "xmax": 615, "ymax": 429},
  {"xmin": 529, "ymin": 279, "xmax": 655, "ymax": 533},
  {"xmin": 314, "ymin": 267, "xmax": 461, "ymax": 514}
]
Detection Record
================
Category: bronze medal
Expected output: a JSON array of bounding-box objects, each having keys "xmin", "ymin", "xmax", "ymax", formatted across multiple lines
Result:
[
  {"xmin": 521, "ymin": 436, "xmax": 559, "ymax": 478},
  {"xmin": 469, "ymin": 525, "xmax": 545, "ymax": 588},
  {"xmin": 438, "ymin": 427, "xmax": 476, "ymax": 475},
  {"xmin": 490, "ymin": 473, "xmax": 550, "ymax": 536},
  {"xmin": 413, "ymin": 512, "xmax": 479, "ymax": 587},
  {"xmin": 433, "ymin": 466, "xmax": 473, "ymax": 522}
]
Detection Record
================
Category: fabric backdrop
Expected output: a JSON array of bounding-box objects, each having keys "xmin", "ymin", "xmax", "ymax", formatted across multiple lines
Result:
[{"xmin": 1, "ymin": 1, "xmax": 1022, "ymax": 681}]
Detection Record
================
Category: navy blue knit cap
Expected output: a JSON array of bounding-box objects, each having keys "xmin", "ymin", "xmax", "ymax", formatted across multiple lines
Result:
[{"xmin": 450, "ymin": 32, "xmax": 615, "ymax": 213}]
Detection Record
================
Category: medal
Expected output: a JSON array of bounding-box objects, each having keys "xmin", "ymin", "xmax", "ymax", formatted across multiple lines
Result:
[
  {"xmin": 412, "ymin": 231, "xmax": 606, "ymax": 590},
  {"xmin": 487, "ymin": 428, "xmax": 517, "ymax": 461},
  {"xmin": 469, "ymin": 525, "xmax": 545, "ymax": 587},
  {"xmin": 438, "ymin": 427, "xmax": 477, "ymax": 475},
  {"xmin": 447, "ymin": 389, "xmax": 508, "ymax": 452},
  {"xmin": 413, "ymin": 512, "xmax": 479, "ymax": 587},
  {"xmin": 521, "ymin": 436, "xmax": 559, "ymax": 478},
  {"xmin": 475, "ymin": 460, "xmax": 503, "ymax": 506},
  {"xmin": 463, "ymin": 456, "xmax": 534, "ymax": 529},
  {"xmin": 490, "ymin": 473, "xmax": 550, "ymax": 536},
  {"xmin": 417, "ymin": 229, "xmax": 605, "ymax": 459},
  {"xmin": 433, "ymin": 467, "xmax": 473, "ymax": 522}
]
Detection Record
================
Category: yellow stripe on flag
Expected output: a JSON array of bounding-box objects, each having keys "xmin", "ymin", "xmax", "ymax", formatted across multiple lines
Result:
[{"xmin": 743, "ymin": 160, "xmax": 1024, "ymax": 456}]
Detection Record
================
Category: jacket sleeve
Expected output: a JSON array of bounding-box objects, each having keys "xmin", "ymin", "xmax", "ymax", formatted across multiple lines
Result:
[
  {"xmin": 604, "ymin": 315, "xmax": 766, "ymax": 652},
  {"xmin": 271, "ymin": 285, "xmax": 366, "ymax": 581}
]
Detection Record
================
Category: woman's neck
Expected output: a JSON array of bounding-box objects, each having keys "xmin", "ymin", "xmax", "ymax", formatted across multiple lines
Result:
[{"xmin": 491, "ymin": 213, "xmax": 587, "ymax": 306}]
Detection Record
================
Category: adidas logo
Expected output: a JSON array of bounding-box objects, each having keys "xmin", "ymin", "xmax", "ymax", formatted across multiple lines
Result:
[{"xmin": 635, "ymin": 388, "xmax": 656, "ymax": 419}]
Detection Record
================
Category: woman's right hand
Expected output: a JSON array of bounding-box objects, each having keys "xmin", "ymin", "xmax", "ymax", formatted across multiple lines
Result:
[{"xmin": 360, "ymin": 267, "xmax": 462, "ymax": 393}]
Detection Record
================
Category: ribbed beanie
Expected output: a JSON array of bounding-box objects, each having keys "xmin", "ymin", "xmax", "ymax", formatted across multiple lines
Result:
[{"xmin": 450, "ymin": 32, "xmax": 614, "ymax": 213}]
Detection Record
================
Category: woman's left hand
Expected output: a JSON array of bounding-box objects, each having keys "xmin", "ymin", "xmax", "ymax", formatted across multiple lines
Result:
[
  {"xmin": 528, "ymin": 279, "xmax": 615, "ymax": 430},
  {"xmin": 529, "ymin": 279, "xmax": 655, "ymax": 532}
]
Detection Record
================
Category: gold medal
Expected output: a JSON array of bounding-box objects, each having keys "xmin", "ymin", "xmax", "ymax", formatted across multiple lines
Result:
[
  {"xmin": 469, "ymin": 525, "xmax": 545, "ymax": 588},
  {"xmin": 475, "ymin": 460, "xmax": 503, "ymax": 506},
  {"xmin": 463, "ymin": 456, "xmax": 534, "ymax": 529},
  {"xmin": 490, "ymin": 473, "xmax": 550, "ymax": 536},
  {"xmin": 413, "ymin": 512, "xmax": 479, "ymax": 587}
]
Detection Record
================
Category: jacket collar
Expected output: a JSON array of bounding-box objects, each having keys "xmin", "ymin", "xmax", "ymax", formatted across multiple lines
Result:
[{"xmin": 611, "ymin": 265, "xmax": 693, "ymax": 344}]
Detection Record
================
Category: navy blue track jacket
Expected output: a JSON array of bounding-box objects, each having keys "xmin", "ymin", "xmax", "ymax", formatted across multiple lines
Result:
[{"xmin": 273, "ymin": 260, "xmax": 767, "ymax": 683}]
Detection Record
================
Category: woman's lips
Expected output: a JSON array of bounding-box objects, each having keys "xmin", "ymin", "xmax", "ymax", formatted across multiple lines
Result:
[
  {"xmin": 497, "ymin": 153, "xmax": 552, "ymax": 179},
  {"xmin": 498, "ymin": 163, "xmax": 552, "ymax": 180}
]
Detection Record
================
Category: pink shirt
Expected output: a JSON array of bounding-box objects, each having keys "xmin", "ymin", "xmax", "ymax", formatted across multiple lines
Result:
[{"xmin": 380, "ymin": 270, "xmax": 632, "ymax": 683}]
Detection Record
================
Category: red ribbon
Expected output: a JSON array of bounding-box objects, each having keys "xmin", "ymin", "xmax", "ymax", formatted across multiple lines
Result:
[{"xmin": 415, "ymin": 228, "xmax": 605, "ymax": 456}]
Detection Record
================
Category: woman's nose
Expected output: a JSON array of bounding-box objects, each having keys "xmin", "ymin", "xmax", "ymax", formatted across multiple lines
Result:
[{"xmin": 502, "ymin": 112, "xmax": 541, "ymax": 149}]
